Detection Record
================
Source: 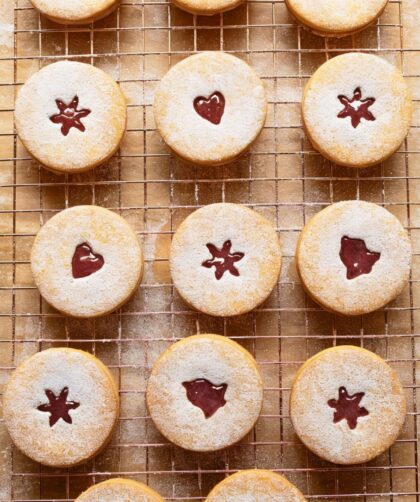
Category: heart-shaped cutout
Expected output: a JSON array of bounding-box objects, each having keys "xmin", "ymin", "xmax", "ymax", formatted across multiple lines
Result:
[
  {"xmin": 193, "ymin": 92, "xmax": 225, "ymax": 125},
  {"xmin": 72, "ymin": 243, "xmax": 104, "ymax": 279}
]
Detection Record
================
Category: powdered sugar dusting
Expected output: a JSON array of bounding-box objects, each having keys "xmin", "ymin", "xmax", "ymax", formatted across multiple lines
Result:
[
  {"xmin": 30, "ymin": 0, "xmax": 119, "ymax": 23},
  {"xmin": 76, "ymin": 478, "xmax": 164, "ymax": 502}
]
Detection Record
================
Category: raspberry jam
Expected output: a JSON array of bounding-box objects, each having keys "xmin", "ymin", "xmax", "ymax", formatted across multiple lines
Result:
[
  {"xmin": 193, "ymin": 92, "xmax": 225, "ymax": 125},
  {"xmin": 183, "ymin": 379, "xmax": 227, "ymax": 418},
  {"xmin": 340, "ymin": 236, "xmax": 380, "ymax": 280},
  {"xmin": 72, "ymin": 243, "xmax": 104, "ymax": 279}
]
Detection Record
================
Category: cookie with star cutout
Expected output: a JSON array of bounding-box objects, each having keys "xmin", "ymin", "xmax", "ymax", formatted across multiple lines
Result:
[
  {"xmin": 31, "ymin": 205, "xmax": 143, "ymax": 318},
  {"xmin": 302, "ymin": 53, "xmax": 412, "ymax": 168},
  {"xmin": 290, "ymin": 345, "xmax": 406, "ymax": 464},
  {"xmin": 14, "ymin": 61, "xmax": 126, "ymax": 174},
  {"xmin": 170, "ymin": 203, "xmax": 282, "ymax": 317},
  {"xmin": 285, "ymin": 0, "xmax": 389, "ymax": 37},
  {"xmin": 146, "ymin": 334, "xmax": 264, "ymax": 452},
  {"xmin": 206, "ymin": 470, "xmax": 307, "ymax": 502},
  {"xmin": 3, "ymin": 348, "xmax": 119, "ymax": 467},
  {"xmin": 295, "ymin": 200, "xmax": 411, "ymax": 316},
  {"xmin": 29, "ymin": 0, "xmax": 120, "ymax": 24},
  {"xmin": 154, "ymin": 52, "xmax": 267, "ymax": 166},
  {"xmin": 75, "ymin": 478, "xmax": 165, "ymax": 502}
]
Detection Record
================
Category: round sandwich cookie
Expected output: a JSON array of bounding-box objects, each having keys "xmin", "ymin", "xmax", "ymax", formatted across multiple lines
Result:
[
  {"xmin": 285, "ymin": 0, "xmax": 389, "ymax": 37},
  {"xmin": 290, "ymin": 345, "xmax": 406, "ymax": 465},
  {"xmin": 3, "ymin": 348, "xmax": 119, "ymax": 468},
  {"xmin": 29, "ymin": 0, "xmax": 120, "ymax": 25},
  {"xmin": 302, "ymin": 53, "xmax": 412, "ymax": 168},
  {"xmin": 146, "ymin": 334, "xmax": 264, "ymax": 452},
  {"xmin": 206, "ymin": 470, "xmax": 307, "ymax": 502},
  {"xmin": 170, "ymin": 0, "xmax": 242, "ymax": 16},
  {"xmin": 296, "ymin": 200, "xmax": 411, "ymax": 316},
  {"xmin": 154, "ymin": 52, "xmax": 267, "ymax": 166},
  {"xmin": 15, "ymin": 61, "xmax": 126, "ymax": 174},
  {"xmin": 75, "ymin": 478, "xmax": 165, "ymax": 502},
  {"xmin": 31, "ymin": 205, "xmax": 143, "ymax": 318},
  {"xmin": 170, "ymin": 203, "xmax": 282, "ymax": 317}
]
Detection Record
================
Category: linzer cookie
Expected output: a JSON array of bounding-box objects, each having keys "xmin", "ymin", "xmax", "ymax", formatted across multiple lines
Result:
[
  {"xmin": 206, "ymin": 470, "xmax": 307, "ymax": 501},
  {"xmin": 285, "ymin": 0, "xmax": 389, "ymax": 37},
  {"xmin": 302, "ymin": 53, "xmax": 412, "ymax": 168},
  {"xmin": 296, "ymin": 200, "xmax": 411, "ymax": 316},
  {"xmin": 3, "ymin": 348, "xmax": 119, "ymax": 467},
  {"xmin": 154, "ymin": 52, "xmax": 267, "ymax": 166},
  {"xmin": 171, "ymin": 0, "xmax": 242, "ymax": 16},
  {"xmin": 290, "ymin": 346, "xmax": 406, "ymax": 464},
  {"xmin": 31, "ymin": 205, "xmax": 143, "ymax": 318},
  {"xmin": 15, "ymin": 61, "xmax": 126, "ymax": 173},
  {"xmin": 170, "ymin": 203, "xmax": 282, "ymax": 317},
  {"xmin": 76, "ymin": 479, "xmax": 165, "ymax": 502},
  {"xmin": 146, "ymin": 334, "xmax": 263, "ymax": 452},
  {"xmin": 29, "ymin": 0, "xmax": 120, "ymax": 24}
]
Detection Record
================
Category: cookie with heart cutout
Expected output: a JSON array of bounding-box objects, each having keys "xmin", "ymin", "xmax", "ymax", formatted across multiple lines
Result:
[
  {"xmin": 14, "ymin": 61, "xmax": 126, "ymax": 174},
  {"xmin": 295, "ymin": 200, "xmax": 411, "ymax": 316},
  {"xmin": 285, "ymin": 0, "xmax": 389, "ymax": 37},
  {"xmin": 154, "ymin": 52, "xmax": 267, "ymax": 166},
  {"xmin": 29, "ymin": 0, "xmax": 120, "ymax": 24},
  {"xmin": 146, "ymin": 334, "xmax": 264, "ymax": 452},
  {"xmin": 290, "ymin": 345, "xmax": 406, "ymax": 464},
  {"xmin": 3, "ymin": 348, "xmax": 119, "ymax": 468},
  {"xmin": 302, "ymin": 53, "xmax": 412, "ymax": 168},
  {"xmin": 206, "ymin": 470, "xmax": 307, "ymax": 501},
  {"xmin": 170, "ymin": 203, "xmax": 282, "ymax": 317},
  {"xmin": 30, "ymin": 205, "xmax": 143, "ymax": 318},
  {"xmin": 75, "ymin": 479, "xmax": 165, "ymax": 502}
]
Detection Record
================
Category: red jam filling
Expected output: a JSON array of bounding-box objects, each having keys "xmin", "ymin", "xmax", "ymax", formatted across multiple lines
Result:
[
  {"xmin": 328, "ymin": 386, "xmax": 369, "ymax": 430},
  {"xmin": 50, "ymin": 96, "xmax": 91, "ymax": 136},
  {"xmin": 72, "ymin": 243, "xmax": 104, "ymax": 279},
  {"xmin": 37, "ymin": 387, "xmax": 80, "ymax": 427},
  {"xmin": 202, "ymin": 240, "xmax": 245, "ymax": 280},
  {"xmin": 193, "ymin": 92, "xmax": 225, "ymax": 125},
  {"xmin": 182, "ymin": 379, "xmax": 228, "ymax": 419},
  {"xmin": 340, "ymin": 236, "xmax": 380, "ymax": 280},
  {"xmin": 337, "ymin": 87, "xmax": 376, "ymax": 129}
]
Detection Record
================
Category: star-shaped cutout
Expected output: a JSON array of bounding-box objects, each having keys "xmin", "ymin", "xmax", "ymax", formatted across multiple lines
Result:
[
  {"xmin": 328, "ymin": 386, "xmax": 369, "ymax": 430},
  {"xmin": 202, "ymin": 240, "xmax": 245, "ymax": 280},
  {"xmin": 183, "ymin": 379, "xmax": 228, "ymax": 419},
  {"xmin": 50, "ymin": 96, "xmax": 91, "ymax": 136},
  {"xmin": 37, "ymin": 387, "xmax": 80, "ymax": 427},
  {"xmin": 337, "ymin": 87, "xmax": 376, "ymax": 128},
  {"xmin": 340, "ymin": 236, "xmax": 381, "ymax": 280}
]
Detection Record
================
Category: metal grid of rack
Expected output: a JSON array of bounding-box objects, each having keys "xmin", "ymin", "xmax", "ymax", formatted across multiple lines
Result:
[{"xmin": 0, "ymin": 0, "xmax": 420, "ymax": 499}]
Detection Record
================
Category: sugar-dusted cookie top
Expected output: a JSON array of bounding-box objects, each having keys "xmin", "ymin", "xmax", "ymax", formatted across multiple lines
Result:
[
  {"xmin": 146, "ymin": 334, "xmax": 263, "ymax": 452},
  {"xmin": 76, "ymin": 478, "xmax": 165, "ymax": 502},
  {"xmin": 29, "ymin": 0, "xmax": 120, "ymax": 24},
  {"xmin": 302, "ymin": 53, "xmax": 412, "ymax": 168},
  {"xmin": 15, "ymin": 61, "xmax": 126, "ymax": 173},
  {"xmin": 170, "ymin": 203, "xmax": 282, "ymax": 317},
  {"xmin": 3, "ymin": 348, "xmax": 119, "ymax": 467},
  {"xmin": 154, "ymin": 52, "xmax": 267, "ymax": 166},
  {"xmin": 290, "ymin": 346, "xmax": 406, "ymax": 464},
  {"xmin": 206, "ymin": 470, "xmax": 307, "ymax": 501},
  {"xmin": 31, "ymin": 205, "xmax": 143, "ymax": 317}
]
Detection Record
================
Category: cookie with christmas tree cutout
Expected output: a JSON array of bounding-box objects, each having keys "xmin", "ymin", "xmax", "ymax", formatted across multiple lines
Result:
[
  {"xmin": 15, "ymin": 61, "xmax": 126, "ymax": 173},
  {"xmin": 302, "ymin": 53, "xmax": 412, "ymax": 168},
  {"xmin": 296, "ymin": 200, "xmax": 411, "ymax": 316},
  {"xmin": 290, "ymin": 345, "xmax": 406, "ymax": 464},
  {"xmin": 3, "ymin": 348, "xmax": 119, "ymax": 467},
  {"xmin": 146, "ymin": 334, "xmax": 263, "ymax": 452},
  {"xmin": 76, "ymin": 478, "xmax": 165, "ymax": 502}
]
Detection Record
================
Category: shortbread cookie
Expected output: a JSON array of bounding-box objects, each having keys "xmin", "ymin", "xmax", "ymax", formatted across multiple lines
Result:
[
  {"xmin": 31, "ymin": 205, "xmax": 143, "ymax": 318},
  {"xmin": 296, "ymin": 201, "xmax": 411, "ymax": 316},
  {"xmin": 206, "ymin": 470, "xmax": 307, "ymax": 501},
  {"xmin": 154, "ymin": 52, "xmax": 267, "ymax": 166},
  {"xmin": 3, "ymin": 348, "xmax": 119, "ymax": 467},
  {"xmin": 290, "ymin": 346, "xmax": 406, "ymax": 464},
  {"xmin": 171, "ymin": 0, "xmax": 242, "ymax": 15},
  {"xmin": 285, "ymin": 0, "xmax": 388, "ymax": 37},
  {"xmin": 146, "ymin": 334, "xmax": 263, "ymax": 452},
  {"xmin": 302, "ymin": 53, "xmax": 412, "ymax": 168},
  {"xmin": 15, "ymin": 61, "xmax": 126, "ymax": 173},
  {"xmin": 29, "ymin": 0, "xmax": 120, "ymax": 24},
  {"xmin": 170, "ymin": 203, "xmax": 282, "ymax": 317},
  {"xmin": 76, "ymin": 478, "xmax": 165, "ymax": 502}
]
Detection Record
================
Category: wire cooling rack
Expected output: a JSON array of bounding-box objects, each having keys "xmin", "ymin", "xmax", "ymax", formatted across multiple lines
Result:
[{"xmin": 1, "ymin": 0, "xmax": 420, "ymax": 500}]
